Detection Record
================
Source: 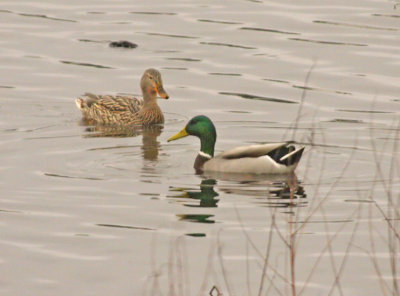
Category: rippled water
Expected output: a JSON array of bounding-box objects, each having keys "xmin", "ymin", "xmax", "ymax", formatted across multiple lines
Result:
[{"xmin": 1, "ymin": 1, "xmax": 400, "ymax": 295}]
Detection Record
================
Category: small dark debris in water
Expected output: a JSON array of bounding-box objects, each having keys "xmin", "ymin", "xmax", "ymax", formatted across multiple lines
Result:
[
  {"xmin": 109, "ymin": 40, "xmax": 138, "ymax": 48},
  {"xmin": 186, "ymin": 233, "xmax": 206, "ymax": 237}
]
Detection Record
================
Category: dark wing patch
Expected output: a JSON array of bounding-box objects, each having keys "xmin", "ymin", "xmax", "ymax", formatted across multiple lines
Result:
[{"xmin": 268, "ymin": 145, "xmax": 304, "ymax": 166}]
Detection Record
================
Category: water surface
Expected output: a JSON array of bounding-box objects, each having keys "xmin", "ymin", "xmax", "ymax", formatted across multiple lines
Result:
[{"xmin": 1, "ymin": 1, "xmax": 399, "ymax": 295}]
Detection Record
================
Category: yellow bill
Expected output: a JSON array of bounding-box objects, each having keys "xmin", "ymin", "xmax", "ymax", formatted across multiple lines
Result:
[{"xmin": 168, "ymin": 128, "xmax": 189, "ymax": 142}]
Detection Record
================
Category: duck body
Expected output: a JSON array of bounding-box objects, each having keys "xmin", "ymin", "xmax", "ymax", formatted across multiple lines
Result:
[
  {"xmin": 76, "ymin": 68, "xmax": 168, "ymax": 126},
  {"xmin": 201, "ymin": 143, "xmax": 303, "ymax": 174},
  {"xmin": 168, "ymin": 115, "xmax": 304, "ymax": 175}
]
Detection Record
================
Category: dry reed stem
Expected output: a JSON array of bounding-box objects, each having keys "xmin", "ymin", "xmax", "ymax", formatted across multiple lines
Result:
[
  {"xmin": 216, "ymin": 229, "xmax": 235, "ymax": 296},
  {"xmin": 256, "ymin": 209, "xmax": 279, "ymax": 296},
  {"xmin": 198, "ymin": 240, "xmax": 218, "ymax": 296},
  {"xmin": 326, "ymin": 196, "xmax": 363, "ymax": 296},
  {"xmin": 146, "ymin": 64, "xmax": 400, "ymax": 296},
  {"xmin": 234, "ymin": 205, "xmax": 289, "ymax": 288}
]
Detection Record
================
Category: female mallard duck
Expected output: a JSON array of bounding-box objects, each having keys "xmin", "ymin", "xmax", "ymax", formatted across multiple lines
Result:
[
  {"xmin": 75, "ymin": 68, "xmax": 169, "ymax": 125},
  {"xmin": 168, "ymin": 115, "xmax": 305, "ymax": 174}
]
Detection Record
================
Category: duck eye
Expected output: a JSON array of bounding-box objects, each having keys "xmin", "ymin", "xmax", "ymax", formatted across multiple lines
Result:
[{"xmin": 191, "ymin": 119, "xmax": 198, "ymax": 125}]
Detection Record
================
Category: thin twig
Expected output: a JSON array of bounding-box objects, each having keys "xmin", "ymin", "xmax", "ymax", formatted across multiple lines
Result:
[{"xmin": 217, "ymin": 229, "xmax": 235, "ymax": 296}]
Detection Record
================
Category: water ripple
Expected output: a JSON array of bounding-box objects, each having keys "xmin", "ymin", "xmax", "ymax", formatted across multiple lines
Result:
[
  {"xmin": 292, "ymin": 85, "xmax": 352, "ymax": 96},
  {"xmin": 219, "ymin": 92, "xmax": 297, "ymax": 104},
  {"xmin": 44, "ymin": 173, "xmax": 103, "ymax": 181},
  {"xmin": 78, "ymin": 39, "xmax": 108, "ymax": 44},
  {"xmin": 60, "ymin": 60, "xmax": 114, "ymax": 69},
  {"xmin": 198, "ymin": 19, "xmax": 242, "ymax": 25},
  {"xmin": 130, "ymin": 11, "xmax": 177, "ymax": 16},
  {"xmin": 372, "ymin": 13, "xmax": 400, "ymax": 19},
  {"xmin": 143, "ymin": 32, "xmax": 198, "ymax": 39},
  {"xmin": 0, "ymin": 9, "xmax": 76, "ymax": 23},
  {"xmin": 314, "ymin": 20, "xmax": 399, "ymax": 31},
  {"xmin": 96, "ymin": 224, "xmax": 154, "ymax": 231},
  {"xmin": 200, "ymin": 42, "xmax": 256, "ymax": 50},
  {"xmin": 240, "ymin": 26, "xmax": 300, "ymax": 35},
  {"xmin": 289, "ymin": 37, "xmax": 367, "ymax": 47},
  {"xmin": 166, "ymin": 57, "xmax": 201, "ymax": 62},
  {"xmin": 210, "ymin": 72, "xmax": 242, "ymax": 76}
]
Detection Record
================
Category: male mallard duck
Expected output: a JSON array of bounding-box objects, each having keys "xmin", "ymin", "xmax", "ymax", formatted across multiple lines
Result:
[
  {"xmin": 75, "ymin": 68, "xmax": 169, "ymax": 125},
  {"xmin": 168, "ymin": 115, "xmax": 305, "ymax": 174}
]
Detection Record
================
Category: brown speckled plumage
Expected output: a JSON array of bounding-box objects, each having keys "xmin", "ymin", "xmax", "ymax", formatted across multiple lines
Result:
[{"xmin": 75, "ymin": 68, "xmax": 168, "ymax": 125}]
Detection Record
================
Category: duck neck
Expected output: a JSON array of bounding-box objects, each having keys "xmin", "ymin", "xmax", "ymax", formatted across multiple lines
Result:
[
  {"xmin": 142, "ymin": 89, "xmax": 158, "ymax": 109},
  {"xmin": 199, "ymin": 132, "xmax": 216, "ymax": 158}
]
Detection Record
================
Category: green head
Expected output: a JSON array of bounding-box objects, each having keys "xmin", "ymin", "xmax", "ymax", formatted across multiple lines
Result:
[{"xmin": 168, "ymin": 115, "xmax": 217, "ymax": 157}]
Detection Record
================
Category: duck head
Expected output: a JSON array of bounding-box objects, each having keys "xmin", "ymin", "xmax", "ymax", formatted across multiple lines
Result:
[
  {"xmin": 141, "ymin": 68, "xmax": 169, "ymax": 100},
  {"xmin": 168, "ymin": 115, "xmax": 217, "ymax": 157}
]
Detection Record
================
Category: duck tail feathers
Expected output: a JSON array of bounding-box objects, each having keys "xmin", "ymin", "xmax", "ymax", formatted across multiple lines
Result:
[
  {"xmin": 280, "ymin": 146, "xmax": 305, "ymax": 166},
  {"xmin": 75, "ymin": 98, "xmax": 85, "ymax": 110}
]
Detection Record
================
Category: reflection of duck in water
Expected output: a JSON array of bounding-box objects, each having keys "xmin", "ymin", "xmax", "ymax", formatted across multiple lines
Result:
[
  {"xmin": 170, "ymin": 179, "xmax": 219, "ymax": 208},
  {"xmin": 217, "ymin": 173, "xmax": 307, "ymax": 208},
  {"xmin": 75, "ymin": 68, "xmax": 169, "ymax": 125},
  {"xmin": 266, "ymin": 181, "xmax": 306, "ymax": 208},
  {"xmin": 141, "ymin": 125, "xmax": 162, "ymax": 161},
  {"xmin": 83, "ymin": 125, "xmax": 163, "ymax": 161},
  {"xmin": 168, "ymin": 115, "xmax": 305, "ymax": 175}
]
